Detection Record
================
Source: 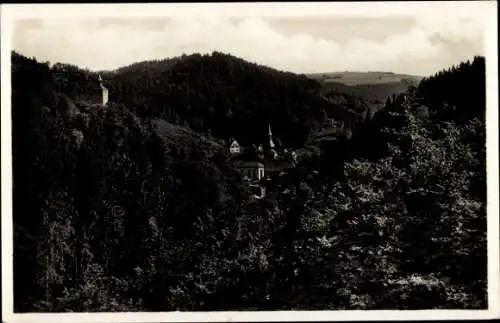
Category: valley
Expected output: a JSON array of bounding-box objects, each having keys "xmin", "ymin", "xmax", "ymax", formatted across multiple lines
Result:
[{"xmin": 11, "ymin": 50, "xmax": 487, "ymax": 312}]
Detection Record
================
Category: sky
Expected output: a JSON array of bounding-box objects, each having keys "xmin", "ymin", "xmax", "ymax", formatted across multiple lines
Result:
[{"xmin": 8, "ymin": 2, "xmax": 494, "ymax": 77}]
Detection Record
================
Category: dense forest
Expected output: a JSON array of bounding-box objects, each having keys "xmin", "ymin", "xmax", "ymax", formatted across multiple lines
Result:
[
  {"xmin": 99, "ymin": 51, "xmax": 367, "ymax": 148},
  {"xmin": 11, "ymin": 51, "xmax": 486, "ymax": 311}
]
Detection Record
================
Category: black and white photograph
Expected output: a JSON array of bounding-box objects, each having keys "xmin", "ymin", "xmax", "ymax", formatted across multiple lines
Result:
[{"xmin": 1, "ymin": 1, "xmax": 499, "ymax": 322}]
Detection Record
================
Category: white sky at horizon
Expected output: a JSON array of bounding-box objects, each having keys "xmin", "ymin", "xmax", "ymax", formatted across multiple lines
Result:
[{"xmin": 7, "ymin": 2, "xmax": 494, "ymax": 77}]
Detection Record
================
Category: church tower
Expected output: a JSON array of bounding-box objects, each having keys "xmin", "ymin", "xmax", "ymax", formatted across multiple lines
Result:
[
  {"xmin": 98, "ymin": 75, "xmax": 109, "ymax": 106},
  {"xmin": 268, "ymin": 123, "xmax": 275, "ymax": 148}
]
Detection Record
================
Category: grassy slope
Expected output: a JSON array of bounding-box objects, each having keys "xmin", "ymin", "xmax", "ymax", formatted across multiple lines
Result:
[
  {"xmin": 151, "ymin": 118, "xmax": 224, "ymax": 150},
  {"xmin": 308, "ymin": 71, "xmax": 423, "ymax": 104},
  {"xmin": 307, "ymin": 71, "xmax": 423, "ymax": 86}
]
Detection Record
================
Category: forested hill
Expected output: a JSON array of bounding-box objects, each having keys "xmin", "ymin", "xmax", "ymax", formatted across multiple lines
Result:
[
  {"xmin": 12, "ymin": 51, "xmax": 252, "ymax": 311},
  {"xmin": 11, "ymin": 51, "xmax": 487, "ymax": 311},
  {"xmin": 99, "ymin": 51, "xmax": 368, "ymax": 148}
]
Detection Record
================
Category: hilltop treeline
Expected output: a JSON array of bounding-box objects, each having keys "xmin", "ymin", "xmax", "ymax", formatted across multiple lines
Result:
[
  {"xmin": 11, "ymin": 51, "xmax": 487, "ymax": 311},
  {"xmin": 100, "ymin": 51, "xmax": 366, "ymax": 147},
  {"xmin": 415, "ymin": 56, "xmax": 486, "ymax": 122}
]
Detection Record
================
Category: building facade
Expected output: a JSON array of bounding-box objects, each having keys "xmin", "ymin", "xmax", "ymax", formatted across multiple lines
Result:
[
  {"xmin": 229, "ymin": 123, "xmax": 298, "ymax": 184},
  {"xmin": 236, "ymin": 160, "xmax": 265, "ymax": 181}
]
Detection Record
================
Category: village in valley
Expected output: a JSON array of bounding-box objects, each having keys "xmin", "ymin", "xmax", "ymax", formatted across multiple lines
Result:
[
  {"xmin": 228, "ymin": 123, "xmax": 299, "ymax": 198},
  {"xmin": 75, "ymin": 73, "xmax": 321, "ymax": 200},
  {"xmin": 7, "ymin": 2, "xmax": 492, "ymax": 314}
]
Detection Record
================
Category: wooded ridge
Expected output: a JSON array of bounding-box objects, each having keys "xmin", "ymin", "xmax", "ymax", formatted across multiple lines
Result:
[{"xmin": 11, "ymin": 51, "xmax": 486, "ymax": 311}]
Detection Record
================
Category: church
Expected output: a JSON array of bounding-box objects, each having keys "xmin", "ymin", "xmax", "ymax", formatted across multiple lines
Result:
[
  {"xmin": 228, "ymin": 123, "xmax": 298, "ymax": 185},
  {"xmin": 77, "ymin": 74, "xmax": 109, "ymax": 107},
  {"xmin": 89, "ymin": 75, "xmax": 109, "ymax": 106}
]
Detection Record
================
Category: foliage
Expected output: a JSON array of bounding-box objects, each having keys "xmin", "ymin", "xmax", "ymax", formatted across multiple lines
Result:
[
  {"xmin": 12, "ymin": 51, "xmax": 487, "ymax": 311},
  {"xmin": 416, "ymin": 56, "xmax": 485, "ymax": 122}
]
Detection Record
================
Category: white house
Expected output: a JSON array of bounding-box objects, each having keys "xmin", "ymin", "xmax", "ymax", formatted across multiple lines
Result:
[{"xmin": 229, "ymin": 139, "xmax": 241, "ymax": 154}]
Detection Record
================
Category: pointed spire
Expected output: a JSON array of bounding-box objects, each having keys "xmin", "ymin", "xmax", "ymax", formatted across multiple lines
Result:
[{"xmin": 268, "ymin": 123, "xmax": 275, "ymax": 148}]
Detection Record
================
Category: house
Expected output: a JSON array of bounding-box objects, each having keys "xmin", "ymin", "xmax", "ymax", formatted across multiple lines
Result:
[
  {"xmin": 237, "ymin": 160, "xmax": 265, "ymax": 181},
  {"xmin": 231, "ymin": 144, "xmax": 265, "ymax": 181},
  {"xmin": 229, "ymin": 139, "xmax": 241, "ymax": 154}
]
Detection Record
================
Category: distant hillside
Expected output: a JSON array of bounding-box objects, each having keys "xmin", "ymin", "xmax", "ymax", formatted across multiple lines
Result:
[
  {"xmin": 100, "ymin": 52, "xmax": 367, "ymax": 148},
  {"xmin": 308, "ymin": 71, "xmax": 423, "ymax": 86},
  {"xmin": 308, "ymin": 71, "xmax": 423, "ymax": 105}
]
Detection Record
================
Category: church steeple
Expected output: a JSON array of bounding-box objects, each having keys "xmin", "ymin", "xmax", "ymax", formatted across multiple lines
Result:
[
  {"xmin": 268, "ymin": 123, "xmax": 275, "ymax": 148},
  {"xmin": 98, "ymin": 74, "xmax": 109, "ymax": 106}
]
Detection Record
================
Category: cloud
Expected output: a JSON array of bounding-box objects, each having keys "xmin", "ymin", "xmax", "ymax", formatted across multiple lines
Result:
[{"xmin": 12, "ymin": 8, "xmax": 487, "ymax": 76}]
